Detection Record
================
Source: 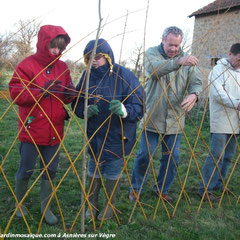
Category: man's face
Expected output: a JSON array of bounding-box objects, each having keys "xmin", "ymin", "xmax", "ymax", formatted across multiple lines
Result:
[
  {"xmin": 162, "ymin": 33, "xmax": 182, "ymax": 58},
  {"xmin": 228, "ymin": 52, "xmax": 240, "ymax": 69}
]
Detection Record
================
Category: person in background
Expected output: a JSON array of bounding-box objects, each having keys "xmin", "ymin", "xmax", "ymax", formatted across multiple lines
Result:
[
  {"xmin": 72, "ymin": 38, "xmax": 143, "ymax": 220},
  {"xmin": 9, "ymin": 25, "xmax": 75, "ymax": 225},
  {"xmin": 198, "ymin": 43, "xmax": 240, "ymax": 201},
  {"xmin": 129, "ymin": 26, "xmax": 202, "ymax": 202}
]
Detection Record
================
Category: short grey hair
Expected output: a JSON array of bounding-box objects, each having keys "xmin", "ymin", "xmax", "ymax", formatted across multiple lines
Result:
[{"xmin": 162, "ymin": 26, "xmax": 183, "ymax": 39}]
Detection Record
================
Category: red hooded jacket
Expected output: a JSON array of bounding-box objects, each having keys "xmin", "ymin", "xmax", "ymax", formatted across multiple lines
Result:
[{"xmin": 9, "ymin": 25, "xmax": 75, "ymax": 146}]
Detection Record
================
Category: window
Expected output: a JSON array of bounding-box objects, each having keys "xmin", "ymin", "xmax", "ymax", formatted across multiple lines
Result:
[{"xmin": 211, "ymin": 57, "xmax": 220, "ymax": 66}]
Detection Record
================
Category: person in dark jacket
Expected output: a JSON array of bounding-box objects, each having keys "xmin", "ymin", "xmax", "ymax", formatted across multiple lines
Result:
[
  {"xmin": 72, "ymin": 38, "xmax": 143, "ymax": 220},
  {"xmin": 9, "ymin": 25, "xmax": 75, "ymax": 225}
]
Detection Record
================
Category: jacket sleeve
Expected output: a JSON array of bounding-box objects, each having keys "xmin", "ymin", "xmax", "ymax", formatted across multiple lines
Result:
[
  {"xmin": 209, "ymin": 67, "xmax": 239, "ymax": 109},
  {"xmin": 9, "ymin": 63, "xmax": 42, "ymax": 107},
  {"xmin": 71, "ymin": 72, "xmax": 86, "ymax": 118},
  {"xmin": 145, "ymin": 47, "xmax": 180, "ymax": 78},
  {"xmin": 187, "ymin": 66, "xmax": 203, "ymax": 96},
  {"xmin": 122, "ymin": 70, "xmax": 144, "ymax": 122}
]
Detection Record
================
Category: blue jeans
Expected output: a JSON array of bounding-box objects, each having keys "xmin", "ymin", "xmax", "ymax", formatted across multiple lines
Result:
[
  {"xmin": 88, "ymin": 158, "xmax": 123, "ymax": 180},
  {"xmin": 130, "ymin": 131, "xmax": 182, "ymax": 194},
  {"xmin": 199, "ymin": 133, "xmax": 238, "ymax": 194}
]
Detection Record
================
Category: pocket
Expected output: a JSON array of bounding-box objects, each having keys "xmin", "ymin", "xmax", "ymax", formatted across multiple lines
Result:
[{"xmin": 52, "ymin": 105, "xmax": 67, "ymax": 123}]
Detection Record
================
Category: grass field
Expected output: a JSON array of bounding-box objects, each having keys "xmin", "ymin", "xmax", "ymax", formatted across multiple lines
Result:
[{"xmin": 0, "ymin": 94, "xmax": 240, "ymax": 240}]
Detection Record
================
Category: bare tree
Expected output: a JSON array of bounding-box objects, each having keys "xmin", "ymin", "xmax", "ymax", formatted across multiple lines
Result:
[
  {"xmin": 65, "ymin": 60, "xmax": 85, "ymax": 74},
  {"xmin": 129, "ymin": 44, "xmax": 143, "ymax": 78},
  {"xmin": 0, "ymin": 33, "xmax": 15, "ymax": 68},
  {"xmin": 65, "ymin": 60, "xmax": 86, "ymax": 83},
  {"xmin": 12, "ymin": 19, "xmax": 41, "ymax": 65}
]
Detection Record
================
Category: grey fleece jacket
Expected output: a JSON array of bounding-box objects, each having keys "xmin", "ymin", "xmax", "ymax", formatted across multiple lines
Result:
[{"xmin": 140, "ymin": 45, "xmax": 202, "ymax": 134}]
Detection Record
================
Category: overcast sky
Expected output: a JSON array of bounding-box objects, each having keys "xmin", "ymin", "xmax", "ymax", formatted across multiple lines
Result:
[{"xmin": 1, "ymin": 0, "xmax": 213, "ymax": 62}]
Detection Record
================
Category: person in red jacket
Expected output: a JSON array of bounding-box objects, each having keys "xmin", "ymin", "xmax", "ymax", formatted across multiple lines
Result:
[{"xmin": 9, "ymin": 25, "xmax": 75, "ymax": 225}]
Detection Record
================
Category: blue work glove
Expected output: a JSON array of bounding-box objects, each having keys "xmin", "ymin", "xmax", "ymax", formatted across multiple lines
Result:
[
  {"xmin": 109, "ymin": 100, "xmax": 127, "ymax": 118},
  {"xmin": 87, "ymin": 105, "xmax": 99, "ymax": 118}
]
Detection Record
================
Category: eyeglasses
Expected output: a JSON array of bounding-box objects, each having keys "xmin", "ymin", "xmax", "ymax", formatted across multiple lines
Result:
[
  {"xmin": 94, "ymin": 54, "xmax": 103, "ymax": 60},
  {"xmin": 86, "ymin": 54, "xmax": 103, "ymax": 61}
]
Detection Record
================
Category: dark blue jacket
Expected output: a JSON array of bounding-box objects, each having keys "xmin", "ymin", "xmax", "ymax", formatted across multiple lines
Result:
[{"xmin": 72, "ymin": 39, "xmax": 143, "ymax": 161}]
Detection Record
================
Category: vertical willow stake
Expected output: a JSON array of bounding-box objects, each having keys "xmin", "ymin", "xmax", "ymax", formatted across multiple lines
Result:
[
  {"xmin": 81, "ymin": 0, "xmax": 103, "ymax": 234},
  {"xmin": 128, "ymin": 0, "xmax": 149, "ymax": 223}
]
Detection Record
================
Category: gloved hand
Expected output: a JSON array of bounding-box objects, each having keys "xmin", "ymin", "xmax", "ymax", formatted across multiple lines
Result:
[
  {"xmin": 87, "ymin": 105, "xmax": 99, "ymax": 118},
  {"xmin": 42, "ymin": 80, "xmax": 62, "ymax": 97},
  {"xmin": 63, "ymin": 82, "xmax": 76, "ymax": 99},
  {"xmin": 109, "ymin": 100, "xmax": 127, "ymax": 118}
]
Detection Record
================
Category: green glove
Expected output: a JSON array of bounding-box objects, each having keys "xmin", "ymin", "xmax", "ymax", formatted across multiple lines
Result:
[
  {"xmin": 87, "ymin": 105, "xmax": 99, "ymax": 118},
  {"xmin": 109, "ymin": 100, "xmax": 127, "ymax": 118}
]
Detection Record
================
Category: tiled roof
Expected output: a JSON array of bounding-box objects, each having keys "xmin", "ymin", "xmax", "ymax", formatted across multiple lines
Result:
[{"xmin": 189, "ymin": 0, "xmax": 240, "ymax": 17}]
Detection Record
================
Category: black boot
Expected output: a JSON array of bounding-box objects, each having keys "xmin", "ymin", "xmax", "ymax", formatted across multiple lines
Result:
[
  {"xmin": 97, "ymin": 179, "xmax": 119, "ymax": 220},
  {"xmin": 15, "ymin": 179, "xmax": 29, "ymax": 217},
  {"xmin": 86, "ymin": 177, "xmax": 101, "ymax": 219},
  {"xmin": 40, "ymin": 180, "xmax": 58, "ymax": 225}
]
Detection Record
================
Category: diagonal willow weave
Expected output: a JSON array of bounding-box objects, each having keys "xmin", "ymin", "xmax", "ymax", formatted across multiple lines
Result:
[{"xmin": 0, "ymin": 3, "xmax": 240, "ymax": 237}]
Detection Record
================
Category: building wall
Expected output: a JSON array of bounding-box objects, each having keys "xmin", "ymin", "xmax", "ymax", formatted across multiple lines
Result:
[
  {"xmin": 191, "ymin": 9, "xmax": 240, "ymax": 69},
  {"xmin": 191, "ymin": 9, "xmax": 240, "ymax": 102}
]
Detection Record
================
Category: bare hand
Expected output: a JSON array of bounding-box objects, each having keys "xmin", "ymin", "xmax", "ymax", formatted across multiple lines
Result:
[
  {"xmin": 177, "ymin": 55, "xmax": 198, "ymax": 66},
  {"xmin": 181, "ymin": 94, "xmax": 198, "ymax": 112}
]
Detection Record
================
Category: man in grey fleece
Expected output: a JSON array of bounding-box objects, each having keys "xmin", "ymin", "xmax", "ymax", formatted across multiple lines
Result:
[{"xmin": 129, "ymin": 26, "xmax": 202, "ymax": 202}]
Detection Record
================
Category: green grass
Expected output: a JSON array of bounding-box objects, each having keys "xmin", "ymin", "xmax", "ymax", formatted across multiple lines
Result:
[
  {"xmin": 0, "ymin": 98, "xmax": 240, "ymax": 240},
  {"xmin": 0, "ymin": 70, "xmax": 12, "ymax": 86}
]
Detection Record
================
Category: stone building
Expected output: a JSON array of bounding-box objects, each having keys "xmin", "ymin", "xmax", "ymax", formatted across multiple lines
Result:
[
  {"xmin": 189, "ymin": 0, "xmax": 240, "ymax": 98},
  {"xmin": 189, "ymin": 0, "xmax": 240, "ymax": 69}
]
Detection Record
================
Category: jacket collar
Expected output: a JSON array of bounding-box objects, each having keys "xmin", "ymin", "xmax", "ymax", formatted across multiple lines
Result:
[
  {"xmin": 91, "ymin": 63, "xmax": 110, "ymax": 79},
  {"xmin": 217, "ymin": 58, "xmax": 240, "ymax": 72}
]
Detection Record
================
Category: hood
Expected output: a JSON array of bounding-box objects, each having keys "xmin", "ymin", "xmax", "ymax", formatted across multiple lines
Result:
[
  {"xmin": 83, "ymin": 38, "xmax": 115, "ymax": 70},
  {"xmin": 33, "ymin": 25, "xmax": 70, "ymax": 66}
]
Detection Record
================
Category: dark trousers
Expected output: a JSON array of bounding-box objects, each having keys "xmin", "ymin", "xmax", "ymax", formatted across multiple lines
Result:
[{"xmin": 16, "ymin": 142, "xmax": 60, "ymax": 181}]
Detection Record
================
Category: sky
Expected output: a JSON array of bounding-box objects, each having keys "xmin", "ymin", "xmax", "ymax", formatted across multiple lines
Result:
[{"xmin": 1, "ymin": 0, "xmax": 214, "ymax": 63}]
